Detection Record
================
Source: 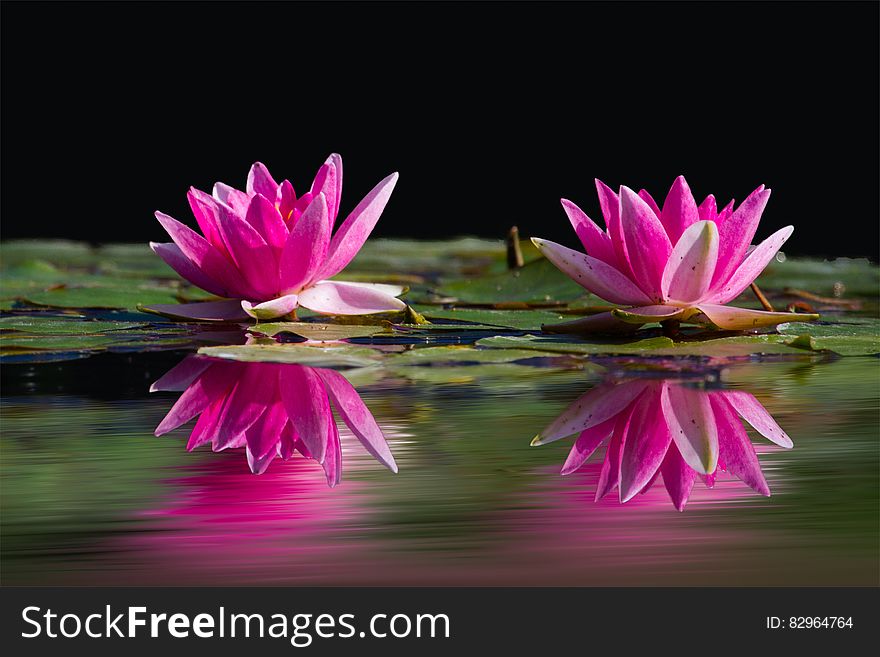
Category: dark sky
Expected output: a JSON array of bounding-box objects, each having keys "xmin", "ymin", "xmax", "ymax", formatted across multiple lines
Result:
[{"xmin": 3, "ymin": 1, "xmax": 878, "ymax": 259}]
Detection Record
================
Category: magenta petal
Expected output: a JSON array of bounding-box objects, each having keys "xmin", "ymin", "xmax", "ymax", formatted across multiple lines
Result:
[
  {"xmin": 246, "ymin": 162, "xmax": 279, "ymax": 199},
  {"xmin": 155, "ymin": 361, "xmax": 238, "ymax": 436},
  {"xmin": 277, "ymin": 180, "xmax": 297, "ymax": 222},
  {"xmin": 660, "ymin": 220, "xmax": 719, "ymax": 304},
  {"xmin": 595, "ymin": 408, "xmax": 632, "ymax": 501},
  {"xmin": 150, "ymin": 354, "xmax": 212, "ymax": 392},
  {"xmin": 245, "ymin": 398, "xmax": 288, "ymax": 460},
  {"xmin": 150, "ymin": 242, "xmax": 228, "ymax": 297},
  {"xmin": 720, "ymin": 390, "xmax": 792, "ymax": 448},
  {"xmin": 595, "ymin": 179, "xmax": 636, "ymax": 281},
  {"xmin": 214, "ymin": 203, "xmax": 277, "ymax": 299},
  {"xmin": 659, "ymin": 175, "xmax": 700, "ymax": 244},
  {"xmin": 314, "ymin": 172, "xmax": 399, "ymax": 281},
  {"xmin": 279, "ymin": 193, "xmax": 331, "ymax": 293},
  {"xmin": 325, "ymin": 153, "xmax": 343, "ymax": 221},
  {"xmin": 187, "ymin": 188, "xmax": 229, "ymax": 254},
  {"xmin": 298, "ymin": 280, "xmax": 405, "ymax": 315},
  {"xmin": 711, "ymin": 186, "xmax": 771, "ymax": 288},
  {"xmin": 245, "ymin": 193, "xmax": 288, "ymax": 252},
  {"xmin": 619, "ymin": 186, "xmax": 673, "ymax": 303},
  {"xmin": 310, "ymin": 158, "xmax": 341, "ymax": 225},
  {"xmin": 142, "ymin": 300, "xmax": 250, "ymax": 322},
  {"xmin": 619, "ymin": 386, "xmax": 672, "ymax": 502},
  {"xmin": 211, "ymin": 365, "xmax": 273, "ymax": 451},
  {"xmin": 694, "ymin": 303, "xmax": 817, "ymax": 331},
  {"xmin": 530, "ymin": 238, "xmax": 652, "ymax": 305},
  {"xmin": 710, "ymin": 395, "xmax": 770, "ymax": 495},
  {"xmin": 661, "ymin": 443, "xmax": 696, "ymax": 511},
  {"xmin": 533, "ymin": 379, "xmax": 648, "ymax": 445},
  {"xmin": 154, "ymin": 211, "xmax": 243, "ymax": 295},
  {"xmin": 698, "ymin": 194, "xmax": 717, "ymax": 222},
  {"xmin": 560, "ymin": 417, "xmax": 617, "ymax": 475},
  {"xmin": 187, "ymin": 396, "xmax": 225, "ymax": 451},
  {"xmin": 560, "ymin": 199, "xmax": 618, "ymax": 266},
  {"xmin": 661, "ymin": 382, "xmax": 718, "ymax": 474},
  {"xmin": 321, "ymin": 417, "xmax": 343, "ymax": 488},
  {"xmin": 316, "ymin": 368, "xmax": 397, "ymax": 473},
  {"xmin": 212, "ymin": 182, "xmax": 250, "ymax": 216},
  {"xmin": 638, "ymin": 189, "xmax": 662, "ymax": 217},
  {"xmin": 708, "ymin": 225, "xmax": 793, "ymax": 304},
  {"xmin": 246, "ymin": 444, "xmax": 279, "ymax": 475},
  {"xmin": 279, "ymin": 365, "xmax": 330, "ymax": 464}
]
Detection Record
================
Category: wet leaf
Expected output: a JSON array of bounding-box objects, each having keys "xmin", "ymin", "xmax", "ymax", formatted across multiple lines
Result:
[
  {"xmin": 250, "ymin": 322, "xmax": 390, "ymax": 341},
  {"xmin": 436, "ymin": 258, "xmax": 589, "ymax": 304},
  {"xmin": 197, "ymin": 343, "xmax": 383, "ymax": 367},
  {"xmin": 777, "ymin": 316, "xmax": 880, "ymax": 356}
]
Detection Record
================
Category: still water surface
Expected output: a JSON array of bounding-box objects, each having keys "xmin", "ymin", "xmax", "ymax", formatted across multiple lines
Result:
[{"xmin": 2, "ymin": 352, "xmax": 877, "ymax": 585}]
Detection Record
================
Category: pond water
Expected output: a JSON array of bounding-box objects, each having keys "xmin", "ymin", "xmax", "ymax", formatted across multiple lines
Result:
[{"xmin": 3, "ymin": 350, "xmax": 877, "ymax": 586}]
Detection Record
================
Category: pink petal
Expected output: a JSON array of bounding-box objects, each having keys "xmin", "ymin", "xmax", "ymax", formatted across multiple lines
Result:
[
  {"xmin": 187, "ymin": 395, "xmax": 226, "ymax": 451},
  {"xmin": 560, "ymin": 417, "xmax": 617, "ymax": 475},
  {"xmin": 710, "ymin": 395, "xmax": 770, "ymax": 495},
  {"xmin": 245, "ymin": 398, "xmax": 288, "ymax": 461},
  {"xmin": 246, "ymin": 444, "xmax": 279, "ymax": 475},
  {"xmin": 325, "ymin": 153, "xmax": 343, "ymax": 221},
  {"xmin": 720, "ymin": 390, "xmax": 792, "ymax": 448},
  {"xmin": 698, "ymin": 194, "xmax": 717, "ymax": 222},
  {"xmin": 660, "ymin": 382, "xmax": 718, "ymax": 475},
  {"xmin": 241, "ymin": 294, "xmax": 299, "ymax": 320},
  {"xmin": 530, "ymin": 238, "xmax": 652, "ymax": 305},
  {"xmin": 141, "ymin": 300, "xmax": 250, "ymax": 322},
  {"xmin": 532, "ymin": 379, "xmax": 648, "ymax": 445},
  {"xmin": 619, "ymin": 186, "xmax": 673, "ymax": 303},
  {"xmin": 322, "ymin": 417, "xmax": 343, "ymax": 488},
  {"xmin": 209, "ymin": 364, "xmax": 274, "ymax": 451},
  {"xmin": 619, "ymin": 385, "xmax": 673, "ymax": 502},
  {"xmin": 310, "ymin": 158, "xmax": 341, "ymax": 224},
  {"xmin": 276, "ymin": 180, "xmax": 297, "ymax": 223},
  {"xmin": 150, "ymin": 242, "xmax": 228, "ymax": 297},
  {"xmin": 313, "ymin": 172, "xmax": 399, "ymax": 281},
  {"xmin": 560, "ymin": 199, "xmax": 618, "ymax": 266},
  {"xmin": 595, "ymin": 409, "xmax": 632, "ymax": 501},
  {"xmin": 213, "ymin": 203, "xmax": 278, "ymax": 299},
  {"xmin": 661, "ymin": 443, "xmax": 696, "ymax": 511},
  {"xmin": 297, "ymin": 280, "xmax": 405, "ymax": 315},
  {"xmin": 540, "ymin": 311, "xmax": 642, "ymax": 334},
  {"xmin": 278, "ymin": 365, "xmax": 331, "ymax": 464},
  {"xmin": 187, "ymin": 188, "xmax": 229, "ymax": 254},
  {"xmin": 212, "ymin": 182, "xmax": 250, "ymax": 217},
  {"xmin": 244, "ymin": 193, "xmax": 288, "ymax": 252},
  {"xmin": 638, "ymin": 189, "xmax": 662, "ymax": 217},
  {"xmin": 660, "ymin": 220, "xmax": 720, "ymax": 304},
  {"xmin": 156, "ymin": 361, "xmax": 240, "ymax": 436},
  {"xmin": 154, "ymin": 211, "xmax": 243, "ymax": 296},
  {"xmin": 595, "ymin": 179, "xmax": 637, "ymax": 281},
  {"xmin": 659, "ymin": 175, "xmax": 700, "ymax": 244},
  {"xmin": 279, "ymin": 193, "xmax": 331, "ymax": 293},
  {"xmin": 707, "ymin": 225, "xmax": 793, "ymax": 303},
  {"xmin": 246, "ymin": 162, "xmax": 279, "ymax": 199},
  {"xmin": 149, "ymin": 354, "xmax": 212, "ymax": 392},
  {"xmin": 320, "ymin": 280, "xmax": 405, "ymax": 297},
  {"xmin": 316, "ymin": 367, "xmax": 398, "ymax": 473},
  {"xmin": 610, "ymin": 305, "xmax": 686, "ymax": 324},
  {"xmin": 711, "ymin": 186, "xmax": 771, "ymax": 289},
  {"xmin": 694, "ymin": 303, "xmax": 818, "ymax": 331}
]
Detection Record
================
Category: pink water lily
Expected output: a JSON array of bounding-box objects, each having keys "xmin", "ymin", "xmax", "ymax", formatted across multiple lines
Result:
[
  {"xmin": 149, "ymin": 154, "xmax": 406, "ymax": 321},
  {"xmin": 152, "ymin": 356, "xmax": 398, "ymax": 484},
  {"xmin": 532, "ymin": 177, "xmax": 819, "ymax": 332},
  {"xmin": 531, "ymin": 377, "xmax": 792, "ymax": 510}
]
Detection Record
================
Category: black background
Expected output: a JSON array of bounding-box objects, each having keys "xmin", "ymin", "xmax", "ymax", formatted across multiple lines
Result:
[{"xmin": 3, "ymin": 1, "xmax": 878, "ymax": 259}]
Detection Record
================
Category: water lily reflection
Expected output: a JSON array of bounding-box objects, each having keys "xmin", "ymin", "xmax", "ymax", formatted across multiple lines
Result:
[
  {"xmin": 532, "ymin": 377, "xmax": 792, "ymax": 510},
  {"xmin": 151, "ymin": 356, "xmax": 398, "ymax": 485}
]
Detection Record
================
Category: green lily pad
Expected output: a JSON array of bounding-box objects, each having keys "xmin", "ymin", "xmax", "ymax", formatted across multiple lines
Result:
[
  {"xmin": 388, "ymin": 346, "xmax": 569, "ymax": 364},
  {"xmin": 436, "ymin": 258, "xmax": 589, "ymax": 304},
  {"xmin": 0, "ymin": 317, "xmax": 149, "ymax": 335},
  {"xmin": 755, "ymin": 257, "xmax": 880, "ymax": 298},
  {"xmin": 197, "ymin": 343, "xmax": 383, "ymax": 367},
  {"xmin": 422, "ymin": 308, "xmax": 570, "ymax": 330},
  {"xmin": 778, "ymin": 317, "xmax": 880, "ymax": 356},
  {"xmin": 250, "ymin": 322, "xmax": 391, "ymax": 341}
]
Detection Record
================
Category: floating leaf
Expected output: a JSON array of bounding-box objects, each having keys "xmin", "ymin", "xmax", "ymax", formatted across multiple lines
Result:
[
  {"xmin": 777, "ymin": 317, "xmax": 880, "ymax": 356},
  {"xmin": 250, "ymin": 322, "xmax": 390, "ymax": 341},
  {"xmin": 197, "ymin": 343, "xmax": 383, "ymax": 367},
  {"xmin": 436, "ymin": 258, "xmax": 589, "ymax": 304}
]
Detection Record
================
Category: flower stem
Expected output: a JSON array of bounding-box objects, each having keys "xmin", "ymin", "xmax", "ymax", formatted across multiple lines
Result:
[
  {"xmin": 507, "ymin": 226, "xmax": 524, "ymax": 270},
  {"xmin": 749, "ymin": 282, "xmax": 774, "ymax": 311}
]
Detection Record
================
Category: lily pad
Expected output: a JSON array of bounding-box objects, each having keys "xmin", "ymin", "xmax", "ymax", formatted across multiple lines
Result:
[
  {"xmin": 777, "ymin": 317, "xmax": 880, "ymax": 356},
  {"xmin": 197, "ymin": 343, "xmax": 383, "ymax": 367},
  {"xmin": 388, "ymin": 346, "xmax": 568, "ymax": 364},
  {"xmin": 0, "ymin": 317, "xmax": 149, "ymax": 335},
  {"xmin": 436, "ymin": 258, "xmax": 589, "ymax": 304},
  {"xmin": 422, "ymin": 308, "xmax": 570, "ymax": 330},
  {"xmin": 755, "ymin": 257, "xmax": 880, "ymax": 298},
  {"xmin": 250, "ymin": 322, "xmax": 391, "ymax": 341}
]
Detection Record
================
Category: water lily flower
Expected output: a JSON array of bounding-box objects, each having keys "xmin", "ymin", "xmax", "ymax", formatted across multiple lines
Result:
[
  {"xmin": 531, "ymin": 377, "xmax": 792, "ymax": 510},
  {"xmin": 149, "ymin": 154, "xmax": 406, "ymax": 321},
  {"xmin": 531, "ymin": 177, "xmax": 819, "ymax": 332},
  {"xmin": 151, "ymin": 356, "xmax": 398, "ymax": 484}
]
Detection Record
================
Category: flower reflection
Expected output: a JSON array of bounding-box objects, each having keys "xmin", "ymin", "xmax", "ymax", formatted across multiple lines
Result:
[
  {"xmin": 151, "ymin": 356, "xmax": 397, "ymax": 485},
  {"xmin": 531, "ymin": 377, "xmax": 792, "ymax": 510}
]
